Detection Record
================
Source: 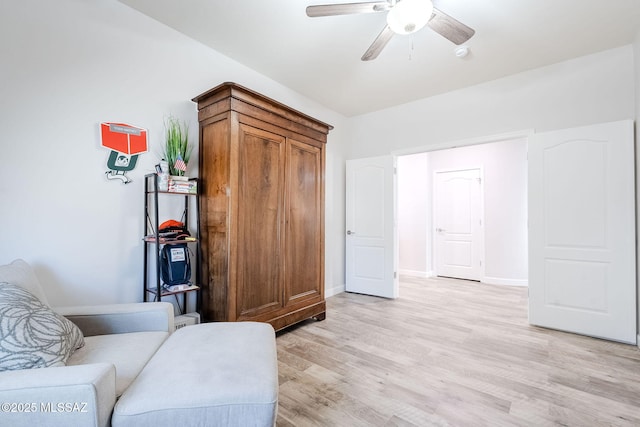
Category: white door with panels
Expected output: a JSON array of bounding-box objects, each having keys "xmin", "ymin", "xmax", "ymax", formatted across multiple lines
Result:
[
  {"xmin": 345, "ymin": 156, "xmax": 398, "ymax": 298},
  {"xmin": 433, "ymin": 168, "xmax": 483, "ymax": 281},
  {"xmin": 528, "ymin": 120, "xmax": 636, "ymax": 344}
]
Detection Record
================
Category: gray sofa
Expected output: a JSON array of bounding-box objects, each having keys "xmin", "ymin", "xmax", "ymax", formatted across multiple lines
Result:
[{"xmin": 0, "ymin": 259, "xmax": 278, "ymax": 427}]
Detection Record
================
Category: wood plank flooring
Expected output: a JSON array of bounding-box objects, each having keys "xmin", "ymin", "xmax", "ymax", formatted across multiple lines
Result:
[{"xmin": 275, "ymin": 276, "xmax": 640, "ymax": 426}]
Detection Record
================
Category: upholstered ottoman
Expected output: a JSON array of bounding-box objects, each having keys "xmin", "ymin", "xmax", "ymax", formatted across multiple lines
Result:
[{"xmin": 111, "ymin": 322, "xmax": 278, "ymax": 427}]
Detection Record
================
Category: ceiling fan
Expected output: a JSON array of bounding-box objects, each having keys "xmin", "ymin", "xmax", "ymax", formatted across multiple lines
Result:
[{"xmin": 306, "ymin": 0, "xmax": 475, "ymax": 61}]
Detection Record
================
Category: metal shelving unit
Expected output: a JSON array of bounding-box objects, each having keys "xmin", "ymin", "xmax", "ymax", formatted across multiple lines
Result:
[{"xmin": 142, "ymin": 173, "xmax": 200, "ymax": 315}]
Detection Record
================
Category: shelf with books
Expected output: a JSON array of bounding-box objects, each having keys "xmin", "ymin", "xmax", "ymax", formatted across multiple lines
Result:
[
  {"xmin": 142, "ymin": 173, "xmax": 201, "ymax": 315},
  {"xmin": 168, "ymin": 177, "xmax": 197, "ymax": 194},
  {"xmin": 143, "ymin": 236, "xmax": 197, "ymax": 244}
]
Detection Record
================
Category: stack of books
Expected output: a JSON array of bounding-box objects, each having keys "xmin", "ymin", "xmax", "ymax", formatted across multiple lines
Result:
[
  {"xmin": 168, "ymin": 176, "xmax": 197, "ymax": 194},
  {"xmin": 143, "ymin": 234, "xmax": 195, "ymax": 243}
]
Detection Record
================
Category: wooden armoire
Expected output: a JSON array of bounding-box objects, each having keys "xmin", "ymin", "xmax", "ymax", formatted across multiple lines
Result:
[{"xmin": 192, "ymin": 82, "xmax": 332, "ymax": 331}]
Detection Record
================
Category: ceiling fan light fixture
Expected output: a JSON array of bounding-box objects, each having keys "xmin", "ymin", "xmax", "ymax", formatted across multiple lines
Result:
[{"xmin": 386, "ymin": 0, "xmax": 433, "ymax": 35}]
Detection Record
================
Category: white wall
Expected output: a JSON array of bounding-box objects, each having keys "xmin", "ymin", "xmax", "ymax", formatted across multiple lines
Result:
[
  {"xmin": 346, "ymin": 46, "xmax": 635, "ymax": 160},
  {"xmin": 0, "ymin": 0, "xmax": 346, "ymax": 306},
  {"xmin": 397, "ymin": 153, "xmax": 430, "ymax": 277}
]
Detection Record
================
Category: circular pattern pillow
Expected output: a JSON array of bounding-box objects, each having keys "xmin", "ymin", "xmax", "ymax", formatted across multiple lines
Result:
[{"xmin": 0, "ymin": 282, "xmax": 85, "ymax": 371}]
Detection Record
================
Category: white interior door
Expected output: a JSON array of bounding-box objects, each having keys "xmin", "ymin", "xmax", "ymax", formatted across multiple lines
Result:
[
  {"xmin": 434, "ymin": 168, "xmax": 483, "ymax": 281},
  {"xmin": 346, "ymin": 156, "xmax": 398, "ymax": 298},
  {"xmin": 528, "ymin": 120, "xmax": 636, "ymax": 344}
]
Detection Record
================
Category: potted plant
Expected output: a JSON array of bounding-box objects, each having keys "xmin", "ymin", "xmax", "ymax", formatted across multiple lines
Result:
[{"xmin": 163, "ymin": 116, "xmax": 192, "ymax": 177}]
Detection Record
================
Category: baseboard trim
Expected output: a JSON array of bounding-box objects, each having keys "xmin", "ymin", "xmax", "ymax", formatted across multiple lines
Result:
[
  {"xmin": 637, "ymin": 334, "xmax": 640, "ymax": 349},
  {"xmin": 325, "ymin": 283, "xmax": 345, "ymax": 298},
  {"xmin": 328, "ymin": 276, "xmax": 527, "ymax": 296},
  {"xmin": 482, "ymin": 276, "xmax": 528, "ymax": 287}
]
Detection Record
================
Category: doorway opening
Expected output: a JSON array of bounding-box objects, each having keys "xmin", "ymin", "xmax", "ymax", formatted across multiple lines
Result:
[{"xmin": 396, "ymin": 136, "xmax": 528, "ymax": 287}]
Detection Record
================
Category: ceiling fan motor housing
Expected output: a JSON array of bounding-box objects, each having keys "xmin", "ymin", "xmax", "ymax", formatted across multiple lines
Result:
[{"xmin": 386, "ymin": 0, "xmax": 434, "ymax": 35}]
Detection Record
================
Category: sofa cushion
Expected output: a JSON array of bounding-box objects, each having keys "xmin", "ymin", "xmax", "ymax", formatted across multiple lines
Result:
[
  {"xmin": 67, "ymin": 330, "xmax": 168, "ymax": 397},
  {"xmin": 0, "ymin": 282, "xmax": 85, "ymax": 371},
  {"xmin": 0, "ymin": 259, "xmax": 50, "ymax": 306}
]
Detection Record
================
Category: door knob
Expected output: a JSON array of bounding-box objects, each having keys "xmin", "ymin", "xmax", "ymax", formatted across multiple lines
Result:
[
  {"xmin": 436, "ymin": 228, "xmax": 446, "ymax": 232},
  {"xmin": 347, "ymin": 230, "xmax": 356, "ymax": 235}
]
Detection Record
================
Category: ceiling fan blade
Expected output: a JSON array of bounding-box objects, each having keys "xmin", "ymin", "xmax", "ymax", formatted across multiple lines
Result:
[
  {"xmin": 361, "ymin": 25, "xmax": 395, "ymax": 61},
  {"xmin": 428, "ymin": 7, "xmax": 475, "ymax": 45},
  {"xmin": 306, "ymin": 2, "xmax": 389, "ymax": 17}
]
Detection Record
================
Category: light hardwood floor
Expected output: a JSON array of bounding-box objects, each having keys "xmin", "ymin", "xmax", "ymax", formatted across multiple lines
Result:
[{"xmin": 275, "ymin": 276, "xmax": 640, "ymax": 426}]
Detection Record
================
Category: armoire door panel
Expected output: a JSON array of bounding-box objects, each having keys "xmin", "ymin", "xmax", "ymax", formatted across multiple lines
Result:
[
  {"xmin": 236, "ymin": 124, "xmax": 286, "ymax": 318},
  {"xmin": 285, "ymin": 140, "xmax": 323, "ymax": 305}
]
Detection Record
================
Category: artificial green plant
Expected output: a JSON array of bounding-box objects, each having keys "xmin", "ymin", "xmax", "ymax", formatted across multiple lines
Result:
[{"xmin": 163, "ymin": 115, "xmax": 192, "ymax": 176}]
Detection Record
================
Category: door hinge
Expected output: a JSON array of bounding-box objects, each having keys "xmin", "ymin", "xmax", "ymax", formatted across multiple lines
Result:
[
  {"xmin": 394, "ymin": 271, "xmax": 397, "ymax": 279},
  {"xmin": 477, "ymin": 177, "xmax": 482, "ymax": 184}
]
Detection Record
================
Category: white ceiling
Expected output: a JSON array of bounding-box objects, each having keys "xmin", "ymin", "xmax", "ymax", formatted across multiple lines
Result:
[{"xmin": 119, "ymin": 0, "xmax": 640, "ymax": 117}]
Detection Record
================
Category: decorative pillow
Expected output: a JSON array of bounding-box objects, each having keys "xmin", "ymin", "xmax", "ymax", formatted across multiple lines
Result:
[
  {"xmin": 0, "ymin": 259, "xmax": 51, "ymax": 307},
  {"xmin": 0, "ymin": 282, "xmax": 84, "ymax": 371}
]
